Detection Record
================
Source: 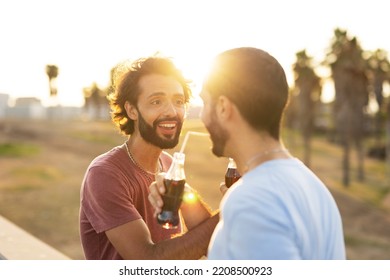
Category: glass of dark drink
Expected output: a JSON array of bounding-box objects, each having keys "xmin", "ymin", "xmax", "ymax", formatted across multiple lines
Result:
[
  {"xmin": 157, "ymin": 152, "xmax": 186, "ymax": 229},
  {"xmin": 225, "ymin": 158, "xmax": 241, "ymax": 188}
]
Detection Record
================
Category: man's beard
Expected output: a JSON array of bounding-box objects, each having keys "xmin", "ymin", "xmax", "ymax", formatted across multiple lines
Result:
[
  {"xmin": 205, "ymin": 111, "xmax": 229, "ymax": 157},
  {"xmin": 137, "ymin": 111, "xmax": 183, "ymax": 149}
]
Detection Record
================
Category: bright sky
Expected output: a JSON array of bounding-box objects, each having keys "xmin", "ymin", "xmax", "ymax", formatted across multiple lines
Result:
[{"xmin": 1, "ymin": 0, "xmax": 389, "ymax": 107}]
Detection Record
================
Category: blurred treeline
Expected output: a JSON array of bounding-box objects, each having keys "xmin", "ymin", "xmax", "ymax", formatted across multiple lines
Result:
[
  {"xmin": 45, "ymin": 28, "xmax": 390, "ymax": 187},
  {"xmin": 285, "ymin": 28, "xmax": 390, "ymax": 187}
]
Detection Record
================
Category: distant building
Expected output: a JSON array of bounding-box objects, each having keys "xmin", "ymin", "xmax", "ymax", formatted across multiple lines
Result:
[
  {"xmin": 47, "ymin": 106, "xmax": 84, "ymax": 120},
  {"xmin": 7, "ymin": 97, "xmax": 46, "ymax": 119},
  {"xmin": 186, "ymin": 105, "xmax": 202, "ymax": 119},
  {"xmin": 14, "ymin": 97, "xmax": 41, "ymax": 107},
  {"xmin": 0, "ymin": 95, "xmax": 196, "ymax": 121},
  {"xmin": 0, "ymin": 93, "xmax": 9, "ymax": 118}
]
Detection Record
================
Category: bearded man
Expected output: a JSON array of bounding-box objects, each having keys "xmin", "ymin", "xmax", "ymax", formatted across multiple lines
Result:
[{"xmin": 79, "ymin": 56, "xmax": 218, "ymax": 260}]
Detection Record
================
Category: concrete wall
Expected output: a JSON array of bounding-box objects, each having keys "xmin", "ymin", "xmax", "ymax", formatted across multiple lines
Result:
[{"xmin": 0, "ymin": 215, "xmax": 70, "ymax": 260}]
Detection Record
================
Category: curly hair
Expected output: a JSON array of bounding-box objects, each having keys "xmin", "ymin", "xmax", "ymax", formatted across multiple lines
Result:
[{"xmin": 107, "ymin": 56, "xmax": 192, "ymax": 135}]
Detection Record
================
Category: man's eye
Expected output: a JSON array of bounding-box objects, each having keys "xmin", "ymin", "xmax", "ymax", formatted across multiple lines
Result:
[
  {"xmin": 176, "ymin": 99, "xmax": 184, "ymax": 105},
  {"xmin": 151, "ymin": 100, "xmax": 161, "ymax": 105}
]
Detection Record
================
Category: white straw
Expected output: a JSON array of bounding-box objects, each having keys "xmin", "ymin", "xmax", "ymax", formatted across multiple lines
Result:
[{"xmin": 179, "ymin": 131, "xmax": 209, "ymax": 154}]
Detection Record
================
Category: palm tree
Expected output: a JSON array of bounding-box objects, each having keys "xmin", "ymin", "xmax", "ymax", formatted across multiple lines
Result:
[
  {"xmin": 367, "ymin": 49, "xmax": 390, "ymax": 145},
  {"xmin": 83, "ymin": 82, "xmax": 107, "ymax": 119},
  {"xmin": 387, "ymin": 99, "xmax": 390, "ymax": 179},
  {"xmin": 366, "ymin": 49, "xmax": 390, "ymax": 178},
  {"xmin": 325, "ymin": 29, "xmax": 369, "ymax": 187},
  {"xmin": 292, "ymin": 50, "xmax": 321, "ymax": 167},
  {"xmin": 45, "ymin": 65, "xmax": 59, "ymax": 97}
]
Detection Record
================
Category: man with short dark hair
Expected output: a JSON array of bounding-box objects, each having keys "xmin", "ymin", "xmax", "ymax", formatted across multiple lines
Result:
[{"xmin": 150, "ymin": 47, "xmax": 346, "ymax": 259}]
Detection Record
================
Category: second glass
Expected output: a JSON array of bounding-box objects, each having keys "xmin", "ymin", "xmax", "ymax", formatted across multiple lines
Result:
[{"xmin": 225, "ymin": 158, "xmax": 241, "ymax": 188}]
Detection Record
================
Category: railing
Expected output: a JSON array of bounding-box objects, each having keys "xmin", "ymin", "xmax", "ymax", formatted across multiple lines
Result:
[{"xmin": 0, "ymin": 215, "xmax": 70, "ymax": 260}]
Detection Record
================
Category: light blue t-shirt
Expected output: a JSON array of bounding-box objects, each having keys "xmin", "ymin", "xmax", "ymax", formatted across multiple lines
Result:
[{"xmin": 208, "ymin": 158, "xmax": 346, "ymax": 260}]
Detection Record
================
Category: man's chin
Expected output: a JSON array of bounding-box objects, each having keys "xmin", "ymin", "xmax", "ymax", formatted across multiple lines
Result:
[
  {"xmin": 211, "ymin": 145, "xmax": 225, "ymax": 158},
  {"xmin": 160, "ymin": 141, "xmax": 179, "ymax": 149},
  {"xmin": 155, "ymin": 136, "xmax": 180, "ymax": 150}
]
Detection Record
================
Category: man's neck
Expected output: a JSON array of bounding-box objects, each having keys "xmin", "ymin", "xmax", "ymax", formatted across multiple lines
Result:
[
  {"xmin": 229, "ymin": 131, "xmax": 289, "ymax": 175},
  {"xmin": 126, "ymin": 134, "xmax": 162, "ymax": 173}
]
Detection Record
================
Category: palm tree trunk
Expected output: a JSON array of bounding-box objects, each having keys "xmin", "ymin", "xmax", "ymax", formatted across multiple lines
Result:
[
  {"xmin": 342, "ymin": 138, "xmax": 350, "ymax": 187},
  {"xmin": 386, "ymin": 102, "xmax": 390, "ymax": 184},
  {"xmin": 356, "ymin": 138, "xmax": 365, "ymax": 182},
  {"xmin": 303, "ymin": 131, "xmax": 311, "ymax": 168}
]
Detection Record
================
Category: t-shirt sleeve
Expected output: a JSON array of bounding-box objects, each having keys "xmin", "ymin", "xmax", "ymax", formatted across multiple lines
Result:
[{"xmin": 81, "ymin": 165, "xmax": 142, "ymax": 233}]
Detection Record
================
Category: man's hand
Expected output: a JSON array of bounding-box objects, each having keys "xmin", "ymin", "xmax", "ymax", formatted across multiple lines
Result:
[
  {"xmin": 219, "ymin": 182, "xmax": 229, "ymax": 196},
  {"xmin": 148, "ymin": 173, "xmax": 166, "ymax": 217}
]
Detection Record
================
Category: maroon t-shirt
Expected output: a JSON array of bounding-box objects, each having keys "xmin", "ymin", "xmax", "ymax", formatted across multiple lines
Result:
[{"xmin": 79, "ymin": 146, "xmax": 182, "ymax": 259}]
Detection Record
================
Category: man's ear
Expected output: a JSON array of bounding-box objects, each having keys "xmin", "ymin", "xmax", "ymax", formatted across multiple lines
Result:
[
  {"xmin": 216, "ymin": 95, "xmax": 233, "ymax": 121},
  {"xmin": 124, "ymin": 101, "xmax": 138, "ymax": 121}
]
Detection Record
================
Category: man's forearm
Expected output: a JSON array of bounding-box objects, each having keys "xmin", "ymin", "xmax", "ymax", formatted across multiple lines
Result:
[
  {"xmin": 180, "ymin": 189, "xmax": 215, "ymax": 230},
  {"xmin": 151, "ymin": 213, "xmax": 219, "ymax": 260}
]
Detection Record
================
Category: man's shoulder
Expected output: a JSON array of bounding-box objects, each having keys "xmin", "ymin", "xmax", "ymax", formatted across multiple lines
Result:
[{"xmin": 90, "ymin": 146, "xmax": 125, "ymax": 168}]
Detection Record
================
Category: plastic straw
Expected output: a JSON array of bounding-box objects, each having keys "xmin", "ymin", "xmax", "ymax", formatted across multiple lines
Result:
[{"xmin": 179, "ymin": 131, "xmax": 209, "ymax": 154}]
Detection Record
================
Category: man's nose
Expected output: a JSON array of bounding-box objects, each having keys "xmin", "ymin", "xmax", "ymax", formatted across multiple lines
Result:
[{"xmin": 163, "ymin": 102, "xmax": 178, "ymax": 117}]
